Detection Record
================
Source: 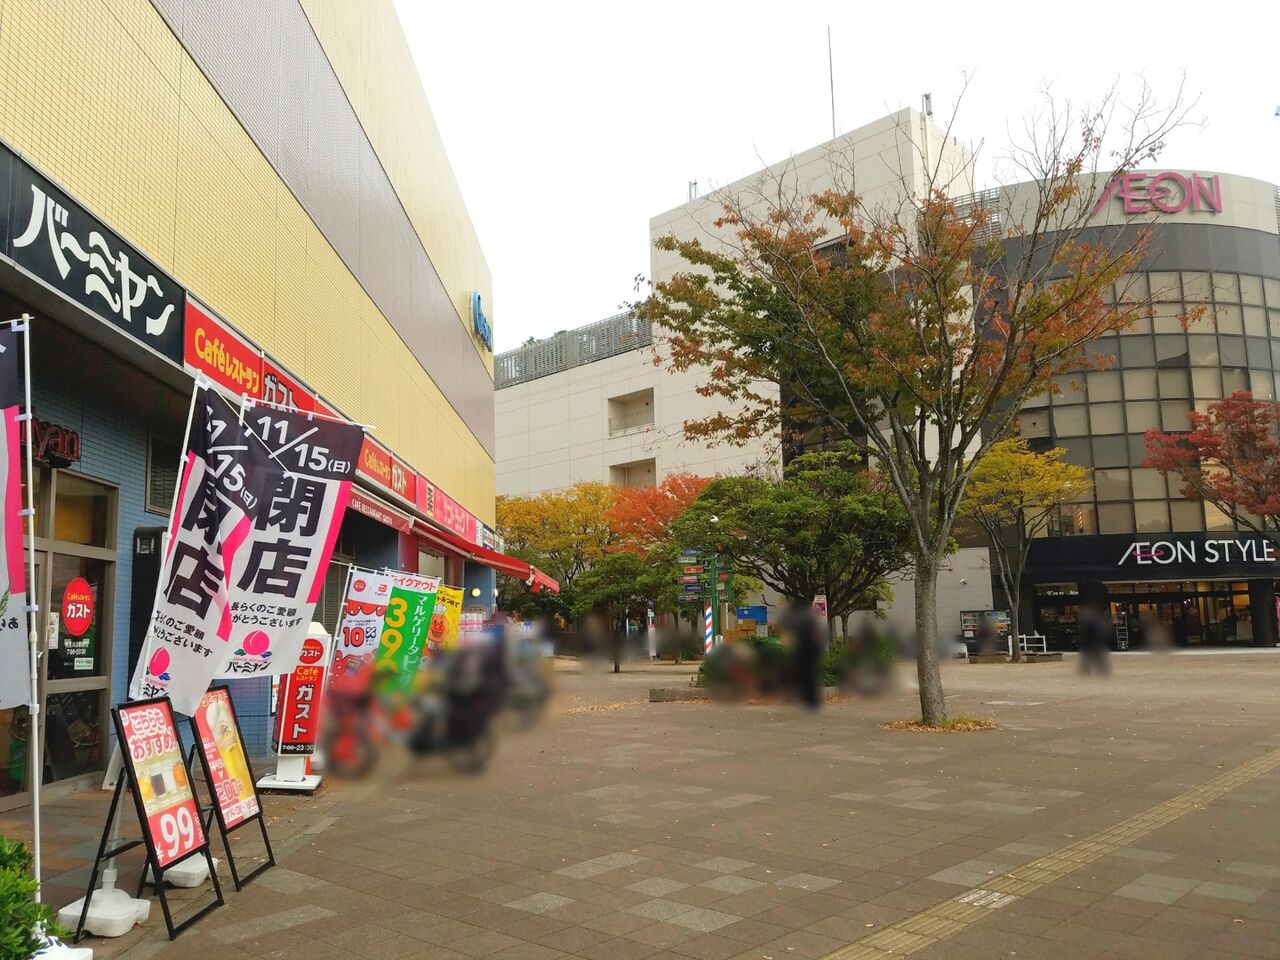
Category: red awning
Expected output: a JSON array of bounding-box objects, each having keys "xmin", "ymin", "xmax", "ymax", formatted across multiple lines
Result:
[{"xmin": 413, "ymin": 520, "xmax": 559, "ymax": 594}]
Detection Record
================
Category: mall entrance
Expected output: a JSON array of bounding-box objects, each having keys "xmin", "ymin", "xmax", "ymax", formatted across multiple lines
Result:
[{"xmin": 1032, "ymin": 579, "xmax": 1275, "ymax": 651}]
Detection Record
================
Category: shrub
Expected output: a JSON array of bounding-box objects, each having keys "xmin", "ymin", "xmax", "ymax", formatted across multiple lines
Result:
[{"xmin": 0, "ymin": 835, "xmax": 63, "ymax": 960}]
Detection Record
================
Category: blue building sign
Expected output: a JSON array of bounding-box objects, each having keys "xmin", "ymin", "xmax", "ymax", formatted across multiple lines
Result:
[{"xmin": 470, "ymin": 291, "xmax": 492, "ymax": 352}]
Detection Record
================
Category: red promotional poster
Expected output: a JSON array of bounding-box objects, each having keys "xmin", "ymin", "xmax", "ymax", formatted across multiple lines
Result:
[
  {"xmin": 271, "ymin": 635, "xmax": 328, "ymax": 754},
  {"xmin": 192, "ymin": 687, "xmax": 259, "ymax": 829},
  {"xmin": 115, "ymin": 699, "xmax": 206, "ymax": 868},
  {"xmin": 183, "ymin": 299, "xmax": 263, "ymax": 399}
]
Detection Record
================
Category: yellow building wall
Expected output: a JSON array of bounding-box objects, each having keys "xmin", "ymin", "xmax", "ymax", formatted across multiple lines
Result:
[
  {"xmin": 300, "ymin": 0, "xmax": 495, "ymax": 376},
  {"xmin": 0, "ymin": 0, "xmax": 495, "ymax": 525}
]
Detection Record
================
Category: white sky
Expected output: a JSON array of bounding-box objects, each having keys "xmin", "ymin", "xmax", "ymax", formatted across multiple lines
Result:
[{"xmin": 392, "ymin": 0, "xmax": 1279, "ymax": 353}]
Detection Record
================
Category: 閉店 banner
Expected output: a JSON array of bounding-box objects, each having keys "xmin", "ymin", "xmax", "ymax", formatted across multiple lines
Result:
[
  {"xmin": 131, "ymin": 385, "xmax": 363, "ymax": 715},
  {"xmin": 375, "ymin": 572, "xmax": 439, "ymax": 693},
  {"xmin": 0, "ymin": 325, "xmax": 26, "ymax": 710},
  {"xmin": 216, "ymin": 400, "xmax": 362, "ymax": 680}
]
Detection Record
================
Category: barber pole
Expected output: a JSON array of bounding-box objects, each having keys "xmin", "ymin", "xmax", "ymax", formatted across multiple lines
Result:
[{"xmin": 704, "ymin": 603, "xmax": 713, "ymax": 653}]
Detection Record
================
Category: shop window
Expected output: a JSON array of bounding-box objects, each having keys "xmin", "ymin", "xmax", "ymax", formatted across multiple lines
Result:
[
  {"xmin": 1119, "ymin": 336, "xmax": 1154, "ymax": 368},
  {"xmin": 1191, "ymin": 368, "xmax": 1221, "ymax": 399},
  {"xmin": 1203, "ymin": 502, "xmax": 1234, "ymax": 531},
  {"xmin": 1052, "ymin": 406, "xmax": 1088, "ymax": 437},
  {"xmin": 1123, "ymin": 369, "xmax": 1157, "ymax": 400},
  {"xmin": 1246, "ymin": 337, "xmax": 1270, "ymax": 369},
  {"xmin": 1239, "ymin": 275, "xmax": 1264, "ymax": 306},
  {"xmin": 146, "ymin": 434, "xmax": 180, "ymax": 516},
  {"xmin": 1051, "ymin": 375, "xmax": 1086, "ymax": 404},
  {"xmin": 1095, "ymin": 468, "xmax": 1131, "ymax": 501},
  {"xmin": 1160, "ymin": 401, "xmax": 1192, "ymax": 432},
  {"xmin": 1134, "ymin": 502, "xmax": 1170, "ymax": 533},
  {"xmin": 1169, "ymin": 500, "xmax": 1203, "ymax": 533},
  {"xmin": 1093, "ymin": 436, "xmax": 1128, "ymax": 468},
  {"xmin": 1018, "ymin": 411, "xmax": 1050, "ymax": 439},
  {"xmin": 1221, "ymin": 368, "xmax": 1249, "ymax": 395},
  {"xmin": 1087, "ymin": 371, "xmax": 1122, "ymax": 402},
  {"xmin": 53, "ymin": 474, "xmax": 112, "ymax": 548},
  {"xmin": 1125, "ymin": 401, "xmax": 1160, "ymax": 433},
  {"xmin": 1188, "ymin": 335, "xmax": 1218, "ymax": 366},
  {"xmin": 1149, "ymin": 272, "xmax": 1181, "ymax": 301},
  {"xmin": 1089, "ymin": 403, "xmax": 1125, "ymax": 435},
  {"xmin": 1131, "ymin": 468, "xmax": 1167, "ymax": 499},
  {"xmin": 1243, "ymin": 306, "xmax": 1267, "ymax": 337},
  {"xmin": 42, "ymin": 691, "xmax": 104, "ymax": 783},
  {"xmin": 1117, "ymin": 273, "xmax": 1149, "ymax": 304},
  {"xmin": 1157, "ymin": 369, "xmax": 1189, "ymax": 398},
  {"xmin": 1182, "ymin": 272, "xmax": 1211, "ymax": 303},
  {"xmin": 1250, "ymin": 371, "xmax": 1275, "ymax": 401},
  {"xmin": 1212, "ymin": 273, "xmax": 1239, "ymax": 304},
  {"xmin": 1154, "ymin": 335, "xmax": 1188, "ymax": 367},
  {"xmin": 1098, "ymin": 503, "xmax": 1134, "ymax": 534},
  {"xmin": 1265, "ymin": 278, "xmax": 1280, "ymax": 309}
]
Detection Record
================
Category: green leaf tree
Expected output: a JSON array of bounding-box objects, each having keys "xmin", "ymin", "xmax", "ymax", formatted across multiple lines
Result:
[
  {"xmin": 961, "ymin": 438, "xmax": 1092, "ymax": 660},
  {"xmin": 571, "ymin": 552, "xmax": 659, "ymax": 672}
]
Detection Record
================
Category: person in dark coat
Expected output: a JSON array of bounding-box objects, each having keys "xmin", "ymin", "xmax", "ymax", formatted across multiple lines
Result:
[
  {"xmin": 1078, "ymin": 604, "xmax": 1113, "ymax": 676},
  {"xmin": 782, "ymin": 599, "xmax": 822, "ymax": 710}
]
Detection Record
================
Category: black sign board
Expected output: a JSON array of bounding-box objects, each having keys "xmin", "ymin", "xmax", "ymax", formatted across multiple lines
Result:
[
  {"xmin": 0, "ymin": 147, "xmax": 184, "ymax": 362},
  {"xmin": 1027, "ymin": 532, "xmax": 1280, "ymax": 584},
  {"xmin": 188, "ymin": 685, "xmax": 275, "ymax": 891},
  {"xmin": 75, "ymin": 698, "xmax": 223, "ymax": 941}
]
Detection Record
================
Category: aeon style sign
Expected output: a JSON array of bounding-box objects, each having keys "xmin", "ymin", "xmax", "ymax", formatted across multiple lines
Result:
[
  {"xmin": 1092, "ymin": 172, "xmax": 1222, "ymax": 217},
  {"xmin": 1118, "ymin": 537, "xmax": 1276, "ymax": 566}
]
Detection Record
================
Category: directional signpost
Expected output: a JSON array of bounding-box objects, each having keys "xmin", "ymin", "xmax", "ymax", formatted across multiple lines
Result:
[{"xmin": 675, "ymin": 548, "xmax": 734, "ymax": 645}]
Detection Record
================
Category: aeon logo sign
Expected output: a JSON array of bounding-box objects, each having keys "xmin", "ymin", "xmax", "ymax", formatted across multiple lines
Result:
[
  {"xmin": 1118, "ymin": 537, "xmax": 1277, "ymax": 566},
  {"xmin": 1091, "ymin": 172, "xmax": 1223, "ymax": 217}
]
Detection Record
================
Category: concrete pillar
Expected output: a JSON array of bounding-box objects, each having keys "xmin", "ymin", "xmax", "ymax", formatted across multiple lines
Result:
[{"xmin": 1247, "ymin": 579, "xmax": 1277, "ymax": 647}]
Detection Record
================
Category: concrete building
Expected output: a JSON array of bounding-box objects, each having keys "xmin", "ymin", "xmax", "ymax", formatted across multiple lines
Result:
[
  {"xmin": 496, "ymin": 109, "xmax": 996, "ymax": 636},
  {"xmin": 0, "ymin": 0, "xmax": 531, "ymax": 808}
]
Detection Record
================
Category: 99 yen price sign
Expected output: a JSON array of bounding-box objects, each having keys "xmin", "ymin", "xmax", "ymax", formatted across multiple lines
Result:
[{"xmin": 114, "ymin": 699, "xmax": 207, "ymax": 868}]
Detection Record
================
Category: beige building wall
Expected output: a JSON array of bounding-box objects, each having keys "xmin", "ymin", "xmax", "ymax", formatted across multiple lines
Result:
[{"xmin": 0, "ymin": 0, "xmax": 496, "ymax": 524}]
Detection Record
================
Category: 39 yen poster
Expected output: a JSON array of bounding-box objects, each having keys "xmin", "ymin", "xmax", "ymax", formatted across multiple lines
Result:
[
  {"xmin": 0, "ymin": 325, "xmax": 27, "ymax": 710},
  {"xmin": 192, "ymin": 687, "xmax": 259, "ymax": 828},
  {"xmin": 116, "ymin": 699, "xmax": 206, "ymax": 868}
]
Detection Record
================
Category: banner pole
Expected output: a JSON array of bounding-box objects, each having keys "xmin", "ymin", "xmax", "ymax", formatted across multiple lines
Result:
[{"xmin": 16, "ymin": 316, "xmax": 42, "ymax": 902}]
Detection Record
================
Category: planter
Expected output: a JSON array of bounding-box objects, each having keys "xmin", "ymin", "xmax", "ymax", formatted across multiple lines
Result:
[
  {"xmin": 1022, "ymin": 651, "xmax": 1063, "ymax": 663},
  {"xmin": 969, "ymin": 654, "xmax": 1009, "ymax": 664}
]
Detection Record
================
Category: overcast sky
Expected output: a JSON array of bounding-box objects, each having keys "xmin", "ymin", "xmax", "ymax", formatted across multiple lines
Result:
[{"xmin": 392, "ymin": 1, "xmax": 1278, "ymax": 353}]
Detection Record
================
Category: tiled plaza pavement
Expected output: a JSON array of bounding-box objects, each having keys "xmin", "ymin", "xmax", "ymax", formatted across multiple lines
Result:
[{"xmin": 11, "ymin": 653, "xmax": 1280, "ymax": 959}]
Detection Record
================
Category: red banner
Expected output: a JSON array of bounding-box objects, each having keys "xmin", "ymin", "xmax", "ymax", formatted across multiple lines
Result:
[
  {"xmin": 357, "ymin": 437, "xmax": 415, "ymax": 504},
  {"xmin": 261, "ymin": 358, "xmax": 315, "ymax": 413},
  {"xmin": 116, "ymin": 700, "xmax": 206, "ymax": 868},
  {"xmin": 271, "ymin": 635, "xmax": 327, "ymax": 755},
  {"xmin": 183, "ymin": 299, "xmax": 262, "ymax": 399},
  {"xmin": 418, "ymin": 480, "xmax": 477, "ymax": 543}
]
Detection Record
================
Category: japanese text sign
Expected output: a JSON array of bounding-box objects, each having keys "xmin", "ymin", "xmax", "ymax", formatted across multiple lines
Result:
[
  {"xmin": 183, "ymin": 299, "xmax": 262, "ymax": 399},
  {"xmin": 271, "ymin": 633, "xmax": 328, "ymax": 754},
  {"xmin": 332, "ymin": 571, "xmax": 391, "ymax": 688},
  {"xmin": 374, "ymin": 573, "xmax": 439, "ymax": 694}
]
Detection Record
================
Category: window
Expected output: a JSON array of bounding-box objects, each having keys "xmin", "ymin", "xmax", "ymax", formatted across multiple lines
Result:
[
  {"xmin": 1124, "ymin": 369, "xmax": 1157, "ymax": 399},
  {"xmin": 1215, "ymin": 305, "xmax": 1244, "ymax": 335},
  {"xmin": 1056, "ymin": 503, "xmax": 1096, "ymax": 536},
  {"xmin": 1240, "ymin": 275, "xmax": 1264, "ymax": 306},
  {"xmin": 1053, "ymin": 406, "xmax": 1088, "ymax": 437},
  {"xmin": 1131, "ymin": 469, "xmax": 1167, "ymax": 499},
  {"xmin": 1051, "ymin": 376, "xmax": 1086, "ymax": 404},
  {"xmin": 1219, "ymin": 337, "xmax": 1246, "ymax": 367},
  {"xmin": 1158, "ymin": 369, "xmax": 1189, "ymax": 398},
  {"xmin": 1125, "ymin": 401, "xmax": 1160, "ymax": 432},
  {"xmin": 1191, "ymin": 368, "xmax": 1221, "ymax": 399},
  {"xmin": 1212, "ymin": 273, "xmax": 1239, "ymax": 303},
  {"xmin": 1154, "ymin": 335, "xmax": 1188, "ymax": 366},
  {"xmin": 1243, "ymin": 306, "xmax": 1267, "ymax": 337},
  {"xmin": 1188, "ymin": 335, "xmax": 1218, "ymax": 366},
  {"xmin": 1118, "ymin": 273, "xmax": 1149, "ymax": 304},
  {"xmin": 53, "ymin": 474, "xmax": 112, "ymax": 547},
  {"xmin": 1182, "ymin": 272, "xmax": 1211, "ymax": 303},
  {"xmin": 1160, "ymin": 401, "xmax": 1192, "ymax": 432},
  {"xmin": 1152, "ymin": 302, "xmax": 1185, "ymax": 335},
  {"xmin": 1246, "ymin": 337, "xmax": 1270, "ymax": 369},
  {"xmin": 1119, "ymin": 336, "xmax": 1154, "ymax": 367},
  {"xmin": 1221, "ymin": 368, "xmax": 1249, "ymax": 395},
  {"xmin": 1098, "ymin": 503, "xmax": 1135, "ymax": 534},
  {"xmin": 1089, "ymin": 403, "xmax": 1125, "ymax": 435},
  {"xmin": 1250, "ymin": 373, "xmax": 1274, "ymax": 400},
  {"xmin": 1087, "ymin": 371, "xmax": 1122, "ymax": 402},
  {"xmin": 1204, "ymin": 502, "xmax": 1234, "ymax": 531},
  {"xmin": 1265, "ymin": 277, "xmax": 1280, "ymax": 308},
  {"xmin": 1093, "ymin": 436, "xmax": 1128, "ymax": 468},
  {"xmin": 1170, "ymin": 500, "xmax": 1204, "ymax": 532},
  {"xmin": 1135, "ymin": 502, "xmax": 1169, "ymax": 533},
  {"xmin": 1019, "ymin": 411, "xmax": 1050, "ymax": 439},
  {"xmin": 1149, "ymin": 272, "xmax": 1181, "ymax": 301},
  {"xmin": 1094, "ymin": 469, "xmax": 1130, "ymax": 500},
  {"xmin": 146, "ymin": 434, "xmax": 180, "ymax": 516}
]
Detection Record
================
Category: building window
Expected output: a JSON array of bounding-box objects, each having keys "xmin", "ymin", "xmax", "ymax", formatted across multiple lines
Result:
[
  {"xmin": 1098, "ymin": 503, "xmax": 1135, "ymax": 534},
  {"xmin": 146, "ymin": 434, "xmax": 180, "ymax": 516}
]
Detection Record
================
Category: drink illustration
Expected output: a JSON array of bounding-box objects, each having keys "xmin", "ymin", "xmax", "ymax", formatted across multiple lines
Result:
[{"xmin": 204, "ymin": 694, "xmax": 253, "ymax": 811}]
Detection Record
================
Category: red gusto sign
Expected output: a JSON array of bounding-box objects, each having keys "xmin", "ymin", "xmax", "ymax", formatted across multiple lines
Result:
[
  {"xmin": 1092, "ymin": 172, "xmax": 1222, "ymax": 216},
  {"xmin": 261, "ymin": 359, "xmax": 315, "ymax": 413},
  {"xmin": 357, "ymin": 438, "xmax": 416, "ymax": 503},
  {"xmin": 271, "ymin": 636, "xmax": 327, "ymax": 755},
  {"xmin": 61, "ymin": 577, "xmax": 94, "ymax": 636}
]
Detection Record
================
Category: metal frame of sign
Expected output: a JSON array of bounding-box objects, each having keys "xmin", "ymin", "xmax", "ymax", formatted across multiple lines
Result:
[
  {"xmin": 76, "ymin": 698, "xmax": 224, "ymax": 941},
  {"xmin": 186, "ymin": 685, "xmax": 276, "ymax": 891}
]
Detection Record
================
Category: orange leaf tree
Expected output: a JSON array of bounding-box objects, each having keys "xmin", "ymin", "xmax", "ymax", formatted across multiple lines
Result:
[
  {"xmin": 605, "ymin": 472, "xmax": 712, "ymax": 558},
  {"xmin": 1144, "ymin": 391, "xmax": 1280, "ymax": 538},
  {"xmin": 638, "ymin": 86, "xmax": 1193, "ymax": 723}
]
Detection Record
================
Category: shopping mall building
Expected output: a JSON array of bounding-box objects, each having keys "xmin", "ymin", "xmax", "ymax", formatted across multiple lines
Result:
[
  {"xmin": 0, "ymin": 0, "xmax": 541, "ymax": 809},
  {"xmin": 1007, "ymin": 169, "xmax": 1280, "ymax": 650}
]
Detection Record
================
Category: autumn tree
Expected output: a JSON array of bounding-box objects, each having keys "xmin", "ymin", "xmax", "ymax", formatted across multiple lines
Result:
[
  {"xmin": 496, "ymin": 481, "xmax": 618, "ymax": 616},
  {"xmin": 639, "ymin": 83, "xmax": 1194, "ymax": 723},
  {"xmin": 605, "ymin": 472, "xmax": 712, "ymax": 557},
  {"xmin": 671, "ymin": 447, "xmax": 913, "ymax": 634},
  {"xmin": 961, "ymin": 438, "xmax": 1092, "ymax": 660},
  {"xmin": 1144, "ymin": 391, "xmax": 1280, "ymax": 539}
]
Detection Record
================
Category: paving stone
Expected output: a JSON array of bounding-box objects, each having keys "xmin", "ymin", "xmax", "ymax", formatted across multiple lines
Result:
[
  {"xmin": 628, "ymin": 877, "xmax": 690, "ymax": 897},
  {"xmin": 1193, "ymin": 881, "xmax": 1266, "ymax": 904},
  {"xmin": 507, "ymin": 892, "xmax": 576, "ymax": 914},
  {"xmin": 694, "ymin": 857, "xmax": 755, "ymax": 874},
  {"xmin": 700, "ymin": 875, "xmax": 765, "ymax": 894},
  {"xmin": 666, "ymin": 907, "xmax": 741, "ymax": 933}
]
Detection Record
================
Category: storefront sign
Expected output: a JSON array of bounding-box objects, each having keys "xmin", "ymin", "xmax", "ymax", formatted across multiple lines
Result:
[
  {"xmin": 347, "ymin": 488, "xmax": 413, "ymax": 533},
  {"xmin": 470, "ymin": 292, "xmax": 493, "ymax": 352},
  {"xmin": 357, "ymin": 437, "xmax": 415, "ymax": 503},
  {"xmin": 115, "ymin": 699, "xmax": 206, "ymax": 868},
  {"xmin": 1092, "ymin": 172, "xmax": 1223, "ymax": 217},
  {"xmin": 25, "ymin": 417, "xmax": 81, "ymax": 466},
  {"xmin": 183, "ymin": 299, "xmax": 262, "ymax": 398},
  {"xmin": 1, "ymin": 154, "xmax": 184, "ymax": 362},
  {"xmin": 1029, "ymin": 532, "xmax": 1280, "ymax": 584},
  {"xmin": 1119, "ymin": 537, "xmax": 1277, "ymax": 566},
  {"xmin": 191, "ymin": 686, "xmax": 259, "ymax": 828},
  {"xmin": 59, "ymin": 577, "xmax": 96, "ymax": 671},
  {"xmin": 0, "ymin": 326, "xmax": 28, "ymax": 710},
  {"xmin": 418, "ymin": 480, "xmax": 477, "ymax": 542},
  {"xmin": 271, "ymin": 635, "xmax": 327, "ymax": 755},
  {"xmin": 261, "ymin": 358, "xmax": 315, "ymax": 412}
]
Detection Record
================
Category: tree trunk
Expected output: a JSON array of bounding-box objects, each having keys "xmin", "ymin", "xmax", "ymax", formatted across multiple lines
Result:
[
  {"xmin": 914, "ymin": 557, "xmax": 948, "ymax": 726},
  {"xmin": 1008, "ymin": 600, "xmax": 1021, "ymax": 663},
  {"xmin": 839, "ymin": 612, "xmax": 850, "ymax": 644},
  {"xmin": 613, "ymin": 617, "xmax": 622, "ymax": 674}
]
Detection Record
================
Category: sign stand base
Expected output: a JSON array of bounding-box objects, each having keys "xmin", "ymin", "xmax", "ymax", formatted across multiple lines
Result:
[
  {"xmin": 257, "ymin": 755, "xmax": 320, "ymax": 792},
  {"xmin": 142, "ymin": 855, "xmax": 215, "ymax": 888},
  {"xmin": 58, "ymin": 874, "xmax": 150, "ymax": 940},
  {"xmin": 34, "ymin": 931, "xmax": 95, "ymax": 960}
]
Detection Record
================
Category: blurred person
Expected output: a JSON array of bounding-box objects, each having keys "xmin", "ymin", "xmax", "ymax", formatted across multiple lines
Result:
[
  {"xmin": 780, "ymin": 598, "xmax": 822, "ymax": 710},
  {"xmin": 1140, "ymin": 611, "xmax": 1172, "ymax": 653},
  {"xmin": 1078, "ymin": 604, "xmax": 1113, "ymax": 676},
  {"xmin": 976, "ymin": 615, "xmax": 999, "ymax": 657}
]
